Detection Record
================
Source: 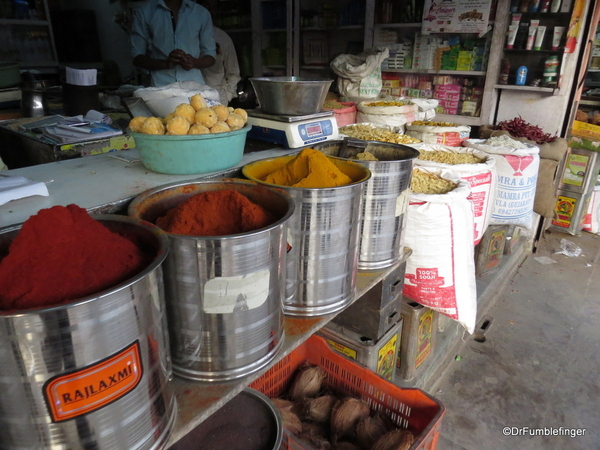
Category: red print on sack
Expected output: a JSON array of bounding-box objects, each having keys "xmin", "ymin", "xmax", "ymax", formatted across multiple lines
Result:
[
  {"xmin": 404, "ymin": 268, "xmax": 458, "ymax": 317},
  {"xmin": 504, "ymin": 155, "xmax": 534, "ymax": 176}
]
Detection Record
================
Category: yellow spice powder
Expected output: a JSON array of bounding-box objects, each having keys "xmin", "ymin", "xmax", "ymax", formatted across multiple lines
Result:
[{"xmin": 264, "ymin": 148, "xmax": 353, "ymax": 188}]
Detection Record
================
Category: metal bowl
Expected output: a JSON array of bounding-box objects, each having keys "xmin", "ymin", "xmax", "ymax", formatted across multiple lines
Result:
[{"xmin": 249, "ymin": 76, "xmax": 333, "ymax": 115}]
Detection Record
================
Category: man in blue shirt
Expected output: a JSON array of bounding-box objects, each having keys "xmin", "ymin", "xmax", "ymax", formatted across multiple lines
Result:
[{"xmin": 130, "ymin": 0, "xmax": 217, "ymax": 87}]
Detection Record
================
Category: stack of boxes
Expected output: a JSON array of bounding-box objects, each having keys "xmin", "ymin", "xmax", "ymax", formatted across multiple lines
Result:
[
  {"xmin": 412, "ymin": 33, "xmax": 440, "ymax": 70},
  {"xmin": 319, "ymin": 260, "xmax": 410, "ymax": 381},
  {"xmin": 432, "ymin": 76, "xmax": 483, "ymax": 116},
  {"xmin": 376, "ymin": 28, "xmax": 413, "ymax": 70}
]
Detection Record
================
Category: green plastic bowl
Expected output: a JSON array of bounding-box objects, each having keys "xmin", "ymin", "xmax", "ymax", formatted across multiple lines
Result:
[{"xmin": 130, "ymin": 125, "xmax": 250, "ymax": 175}]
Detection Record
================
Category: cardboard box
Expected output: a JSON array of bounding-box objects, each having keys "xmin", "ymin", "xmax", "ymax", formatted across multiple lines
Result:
[
  {"xmin": 437, "ymin": 84, "xmax": 462, "ymax": 93},
  {"xmin": 572, "ymin": 121, "xmax": 600, "ymax": 142},
  {"xmin": 383, "ymin": 80, "xmax": 401, "ymax": 88},
  {"xmin": 569, "ymin": 136, "xmax": 600, "ymax": 153}
]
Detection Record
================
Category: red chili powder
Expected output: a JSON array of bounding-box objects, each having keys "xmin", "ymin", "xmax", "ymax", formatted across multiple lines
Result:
[
  {"xmin": 156, "ymin": 189, "xmax": 276, "ymax": 236},
  {"xmin": 0, "ymin": 204, "xmax": 148, "ymax": 311}
]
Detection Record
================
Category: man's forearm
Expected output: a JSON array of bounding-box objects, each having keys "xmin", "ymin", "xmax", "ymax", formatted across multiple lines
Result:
[{"xmin": 194, "ymin": 55, "xmax": 216, "ymax": 70}]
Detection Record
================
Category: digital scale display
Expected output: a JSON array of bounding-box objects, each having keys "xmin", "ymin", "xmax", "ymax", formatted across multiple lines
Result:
[{"xmin": 305, "ymin": 123, "xmax": 323, "ymax": 138}]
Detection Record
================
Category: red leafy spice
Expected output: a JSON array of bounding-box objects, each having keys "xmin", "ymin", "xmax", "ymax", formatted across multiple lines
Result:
[
  {"xmin": 0, "ymin": 205, "xmax": 148, "ymax": 311},
  {"xmin": 156, "ymin": 189, "xmax": 276, "ymax": 236},
  {"xmin": 495, "ymin": 116, "xmax": 557, "ymax": 144}
]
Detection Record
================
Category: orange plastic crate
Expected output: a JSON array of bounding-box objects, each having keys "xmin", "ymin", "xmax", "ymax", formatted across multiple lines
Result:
[{"xmin": 250, "ymin": 335, "xmax": 445, "ymax": 450}]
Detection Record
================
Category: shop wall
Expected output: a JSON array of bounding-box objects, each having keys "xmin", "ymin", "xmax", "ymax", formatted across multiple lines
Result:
[{"xmin": 60, "ymin": 0, "xmax": 135, "ymax": 81}]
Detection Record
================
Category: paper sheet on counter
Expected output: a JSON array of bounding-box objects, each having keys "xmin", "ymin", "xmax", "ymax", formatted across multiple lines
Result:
[{"xmin": 0, "ymin": 176, "xmax": 49, "ymax": 206}]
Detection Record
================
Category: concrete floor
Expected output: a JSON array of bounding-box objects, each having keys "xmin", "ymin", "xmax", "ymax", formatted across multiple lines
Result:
[{"xmin": 433, "ymin": 230, "xmax": 600, "ymax": 450}]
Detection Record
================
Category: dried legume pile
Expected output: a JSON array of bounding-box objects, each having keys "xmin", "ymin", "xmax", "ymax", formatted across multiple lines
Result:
[
  {"xmin": 418, "ymin": 150, "xmax": 483, "ymax": 165},
  {"xmin": 411, "ymin": 169, "xmax": 457, "ymax": 195},
  {"xmin": 410, "ymin": 121, "xmax": 458, "ymax": 127},
  {"xmin": 340, "ymin": 124, "xmax": 421, "ymax": 144}
]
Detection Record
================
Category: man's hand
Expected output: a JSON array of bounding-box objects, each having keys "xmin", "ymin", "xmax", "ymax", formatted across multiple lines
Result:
[
  {"xmin": 180, "ymin": 53, "xmax": 198, "ymax": 71},
  {"xmin": 166, "ymin": 49, "xmax": 186, "ymax": 69}
]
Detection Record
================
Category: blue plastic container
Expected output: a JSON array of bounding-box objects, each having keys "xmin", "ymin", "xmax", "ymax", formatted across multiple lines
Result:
[
  {"xmin": 130, "ymin": 126, "xmax": 250, "ymax": 175},
  {"xmin": 516, "ymin": 66, "xmax": 528, "ymax": 86}
]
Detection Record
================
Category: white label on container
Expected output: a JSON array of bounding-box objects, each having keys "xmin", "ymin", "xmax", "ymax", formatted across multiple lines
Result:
[
  {"xmin": 395, "ymin": 190, "xmax": 410, "ymax": 217},
  {"xmin": 203, "ymin": 269, "xmax": 270, "ymax": 314}
]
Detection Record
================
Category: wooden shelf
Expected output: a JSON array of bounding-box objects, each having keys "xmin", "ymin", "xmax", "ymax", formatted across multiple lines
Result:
[
  {"xmin": 301, "ymin": 25, "xmax": 364, "ymax": 31},
  {"xmin": 382, "ymin": 69, "xmax": 486, "ymax": 76},
  {"xmin": 164, "ymin": 263, "xmax": 406, "ymax": 448},
  {"xmin": 0, "ymin": 18, "xmax": 49, "ymax": 26},
  {"xmin": 221, "ymin": 27, "xmax": 252, "ymax": 33},
  {"xmin": 494, "ymin": 84, "xmax": 557, "ymax": 94},
  {"xmin": 375, "ymin": 23, "xmax": 422, "ymax": 29},
  {"xmin": 434, "ymin": 113, "xmax": 483, "ymax": 126},
  {"xmin": 503, "ymin": 48, "xmax": 563, "ymax": 53}
]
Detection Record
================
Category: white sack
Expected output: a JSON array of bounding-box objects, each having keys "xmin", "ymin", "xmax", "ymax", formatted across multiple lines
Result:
[
  {"xmin": 583, "ymin": 183, "xmax": 600, "ymax": 233},
  {"xmin": 356, "ymin": 100, "xmax": 419, "ymax": 128},
  {"xmin": 330, "ymin": 48, "xmax": 389, "ymax": 101},
  {"xmin": 133, "ymin": 81, "xmax": 220, "ymax": 117},
  {"xmin": 403, "ymin": 168, "xmax": 477, "ymax": 334},
  {"xmin": 413, "ymin": 144, "xmax": 497, "ymax": 245},
  {"xmin": 464, "ymin": 139, "xmax": 540, "ymax": 229},
  {"xmin": 406, "ymin": 123, "xmax": 471, "ymax": 146}
]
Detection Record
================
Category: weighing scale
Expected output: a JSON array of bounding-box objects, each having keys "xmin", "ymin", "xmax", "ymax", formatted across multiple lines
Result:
[{"xmin": 246, "ymin": 109, "xmax": 339, "ymax": 148}]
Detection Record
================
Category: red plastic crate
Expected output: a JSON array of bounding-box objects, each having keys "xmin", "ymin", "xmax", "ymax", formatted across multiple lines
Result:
[{"xmin": 250, "ymin": 335, "xmax": 445, "ymax": 450}]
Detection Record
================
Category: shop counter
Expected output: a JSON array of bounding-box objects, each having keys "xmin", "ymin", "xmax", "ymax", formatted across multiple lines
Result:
[{"xmin": 0, "ymin": 146, "xmax": 297, "ymax": 228}]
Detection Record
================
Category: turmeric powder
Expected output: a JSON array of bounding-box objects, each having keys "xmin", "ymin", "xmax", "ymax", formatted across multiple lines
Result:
[{"xmin": 263, "ymin": 148, "xmax": 353, "ymax": 188}]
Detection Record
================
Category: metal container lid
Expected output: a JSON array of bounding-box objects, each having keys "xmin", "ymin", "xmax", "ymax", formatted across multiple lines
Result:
[{"xmin": 168, "ymin": 388, "xmax": 283, "ymax": 450}]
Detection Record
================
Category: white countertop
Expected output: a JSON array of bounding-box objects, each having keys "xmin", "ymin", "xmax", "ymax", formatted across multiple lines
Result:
[{"xmin": 0, "ymin": 147, "xmax": 296, "ymax": 228}]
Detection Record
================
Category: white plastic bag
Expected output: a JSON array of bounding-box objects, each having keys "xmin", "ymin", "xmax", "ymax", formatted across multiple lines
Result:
[
  {"xmin": 133, "ymin": 81, "xmax": 220, "ymax": 117},
  {"xmin": 403, "ymin": 168, "xmax": 477, "ymax": 334},
  {"xmin": 330, "ymin": 48, "xmax": 389, "ymax": 101},
  {"xmin": 413, "ymin": 144, "xmax": 497, "ymax": 245},
  {"xmin": 465, "ymin": 138, "xmax": 540, "ymax": 229}
]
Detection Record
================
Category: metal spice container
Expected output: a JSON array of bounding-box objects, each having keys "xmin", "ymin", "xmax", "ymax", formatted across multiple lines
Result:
[
  {"xmin": 0, "ymin": 215, "xmax": 176, "ymax": 450},
  {"xmin": 129, "ymin": 179, "xmax": 295, "ymax": 381}
]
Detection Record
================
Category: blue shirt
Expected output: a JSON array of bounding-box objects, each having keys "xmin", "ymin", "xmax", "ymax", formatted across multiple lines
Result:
[{"xmin": 130, "ymin": 0, "xmax": 217, "ymax": 87}]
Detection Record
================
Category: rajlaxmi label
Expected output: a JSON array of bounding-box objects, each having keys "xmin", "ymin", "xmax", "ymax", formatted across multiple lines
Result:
[{"xmin": 44, "ymin": 341, "xmax": 143, "ymax": 422}]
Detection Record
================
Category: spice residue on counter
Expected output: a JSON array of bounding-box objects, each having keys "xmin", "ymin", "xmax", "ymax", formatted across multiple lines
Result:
[
  {"xmin": 156, "ymin": 189, "xmax": 275, "ymax": 236},
  {"xmin": 264, "ymin": 148, "xmax": 353, "ymax": 188},
  {"xmin": 0, "ymin": 205, "xmax": 149, "ymax": 311}
]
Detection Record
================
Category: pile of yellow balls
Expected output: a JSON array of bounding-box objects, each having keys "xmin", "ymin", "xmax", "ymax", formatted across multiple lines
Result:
[{"xmin": 128, "ymin": 94, "xmax": 249, "ymax": 135}]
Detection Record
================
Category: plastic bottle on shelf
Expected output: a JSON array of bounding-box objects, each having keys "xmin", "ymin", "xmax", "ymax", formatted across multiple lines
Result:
[
  {"xmin": 499, "ymin": 58, "xmax": 510, "ymax": 85},
  {"xmin": 550, "ymin": 0, "xmax": 561, "ymax": 13},
  {"xmin": 516, "ymin": 66, "xmax": 528, "ymax": 85}
]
